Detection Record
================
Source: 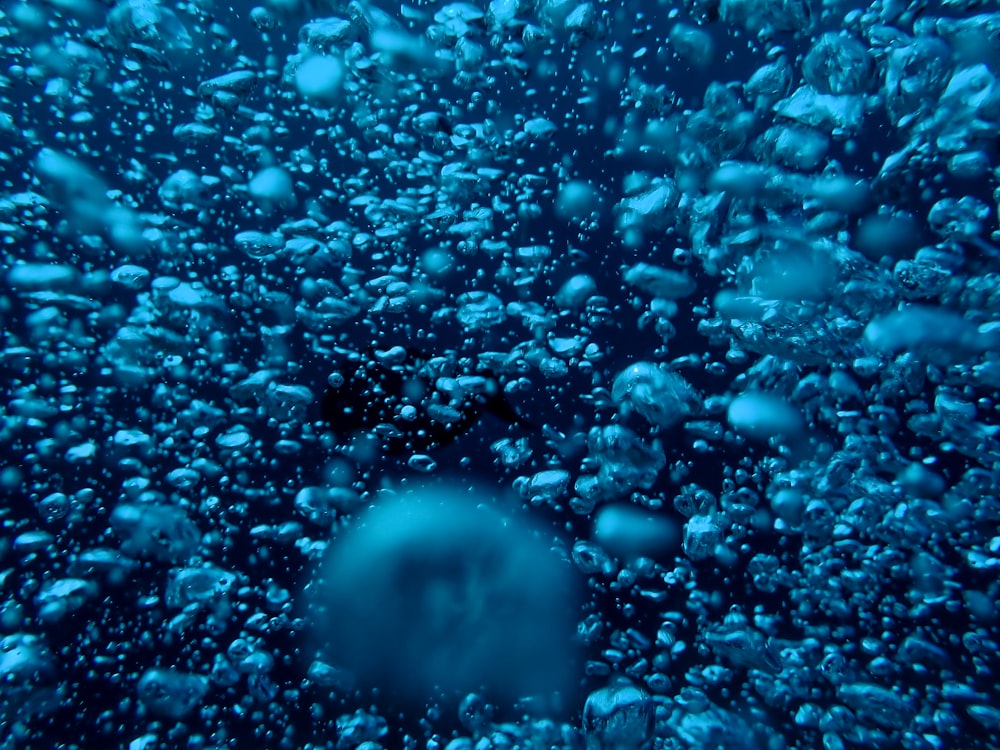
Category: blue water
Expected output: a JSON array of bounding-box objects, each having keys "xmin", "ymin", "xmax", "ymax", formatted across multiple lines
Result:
[{"xmin": 2, "ymin": 1, "xmax": 999, "ymax": 748}]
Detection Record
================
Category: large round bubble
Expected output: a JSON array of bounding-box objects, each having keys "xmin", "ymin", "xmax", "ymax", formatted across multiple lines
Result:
[{"xmin": 308, "ymin": 485, "xmax": 581, "ymax": 709}]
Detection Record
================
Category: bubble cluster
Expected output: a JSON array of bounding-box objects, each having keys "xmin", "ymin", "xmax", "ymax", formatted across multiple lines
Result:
[{"xmin": 1, "ymin": 1, "xmax": 999, "ymax": 749}]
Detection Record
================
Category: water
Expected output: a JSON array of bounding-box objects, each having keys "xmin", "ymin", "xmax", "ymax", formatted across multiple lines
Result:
[{"xmin": 1, "ymin": 1, "xmax": 999, "ymax": 748}]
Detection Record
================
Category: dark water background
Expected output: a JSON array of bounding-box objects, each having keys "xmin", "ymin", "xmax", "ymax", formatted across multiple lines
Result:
[{"xmin": 2, "ymin": 0, "xmax": 999, "ymax": 748}]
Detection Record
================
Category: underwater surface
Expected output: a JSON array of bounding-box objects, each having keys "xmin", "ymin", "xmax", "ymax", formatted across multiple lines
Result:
[{"xmin": 2, "ymin": 0, "xmax": 1000, "ymax": 747}]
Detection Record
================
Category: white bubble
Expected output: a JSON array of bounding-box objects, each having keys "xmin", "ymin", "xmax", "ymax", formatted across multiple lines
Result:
[
  {"xmin": 248, "ymin": 166, "xmax": 295, "ymax": 213},
  {"xmin": 294, "ymin": 55, "xmax": 344, "ymax": 102},
  {"xmin": 727, "ymin": 393, "xmax": 804, "ymax": 441}
]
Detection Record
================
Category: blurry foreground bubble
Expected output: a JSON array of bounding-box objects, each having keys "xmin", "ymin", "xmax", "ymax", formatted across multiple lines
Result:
[
  {"xmin": 294, "ymin": 54, "xmax": 344, "ymax": 102},
  {"xmin": 593, "ymin": 504, "xmax": 679, "ymax": 562},
  {"xmin": 727, "ymin": 392, "xmax": 804, "ymax": 441},
  {"xmin": 555, "ymin": 180, "xmax": 602, "ymax": 224},
  {"xmin": 0, "ymin": 634, "xmax": 59, "ymax": 725},
  {"xmin": 248, "ymin": 166, "xmax": 296, "ymax": 214},
  {"xmin": 309, "ymin": 486, "xmax": 581, "ymax": 707}
]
